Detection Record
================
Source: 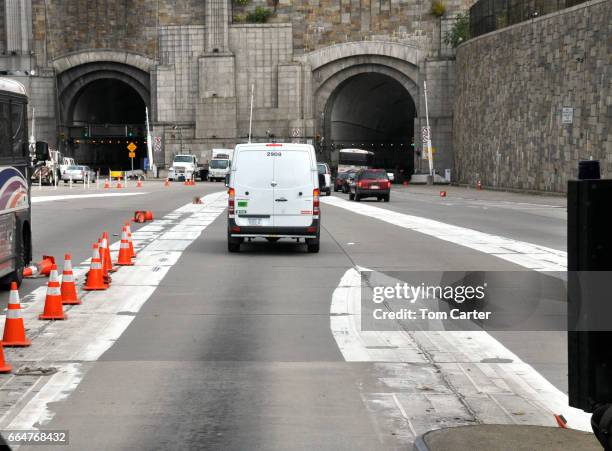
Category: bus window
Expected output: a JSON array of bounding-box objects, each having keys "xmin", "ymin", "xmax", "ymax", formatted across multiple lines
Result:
[
  {"xmin": 0, "ymin": 101, "xmax": 10, "ymax": 158},
  {"xmin": 11, "ymin": 101, "xmax": 26, "ymax": 158}
]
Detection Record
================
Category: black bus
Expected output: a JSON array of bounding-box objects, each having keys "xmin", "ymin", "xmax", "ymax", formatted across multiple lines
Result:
[{"xmin": 0, "ymin": 78, "xmax": 32, "ymax": 287}]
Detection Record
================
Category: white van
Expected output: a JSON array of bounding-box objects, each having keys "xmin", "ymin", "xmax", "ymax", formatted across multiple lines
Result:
[{"xmin": 227, "ymin": 143, "xmax": 320, "ymax": 253}]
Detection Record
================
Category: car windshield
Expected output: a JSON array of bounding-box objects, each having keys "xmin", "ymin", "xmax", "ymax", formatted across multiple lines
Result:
[
  {"xmin": 174, "ymin": 156, "xmax": 193, "ymax": 163},
  {"xmin": 67, "ymin": 165, "xmax": 81, "ymax": 170},
  {"xmin": 360, "ymin": 171, "xmax": 388, "ymax": 180},
  {"xmin": 210, "ymin": 159, "xmax": 229, "ymax": 169}
]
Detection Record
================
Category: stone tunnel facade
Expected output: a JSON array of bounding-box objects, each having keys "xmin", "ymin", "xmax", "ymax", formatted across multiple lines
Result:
[{"xmin": 0, "ymin": 0, "xmax": 467, "ymax": 175}]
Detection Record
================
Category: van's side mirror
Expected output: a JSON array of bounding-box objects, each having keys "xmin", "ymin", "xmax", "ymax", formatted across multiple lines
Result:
[
  {"xmin": 225, "ymin": 174, "xmax": 230, "ymax": 187},
  {"xmin": 35, "ymin": 141, "xmax": 49, "ymax": 162}
]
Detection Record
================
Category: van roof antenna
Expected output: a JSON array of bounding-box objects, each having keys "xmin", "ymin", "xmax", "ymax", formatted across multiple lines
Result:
[{"xmin": 248, "ymin": 83, "xmax": 254, "ymax": 143}]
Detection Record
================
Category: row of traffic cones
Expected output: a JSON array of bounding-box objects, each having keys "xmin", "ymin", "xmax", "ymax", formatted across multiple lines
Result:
[
  {"xmin": 1, "ymin": 222, "xmax": 141, "ymax": 373},
  {"xmin": 84, "ymin": 224, "xmax": 136, "ymax": 290},
  {"xmin": 0, "ymin": 253, "xmax": 83, "ymax": 372}
]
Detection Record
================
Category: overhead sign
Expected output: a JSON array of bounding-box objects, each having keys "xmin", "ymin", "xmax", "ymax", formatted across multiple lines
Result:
[
  {"xmin": 127, "ymin": 142, "xmax": 137, "ymax": 152},
  {"xmin": 562, "ymin": 107, "xmax": 574, "ymax": 124}
]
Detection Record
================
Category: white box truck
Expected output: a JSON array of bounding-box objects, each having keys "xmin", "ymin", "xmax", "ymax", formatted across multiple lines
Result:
[{"xmin": 208, "ymin": 149, "xmax": 233, "ymax": 182}]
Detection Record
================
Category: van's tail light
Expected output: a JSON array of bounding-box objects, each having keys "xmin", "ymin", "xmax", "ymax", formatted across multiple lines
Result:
[
  {"xmin": 386, "ymin": 180, "xmax": 391, "ymax": 189},
  {"xmin": 358, "ymin": 181, "xmax": 364, "ymax": 188},
  {"xmin": 313, "ymin": 188, "xmax": 320, "ymax": 216},
  {"xmin": 228, "ymin": 187, "xmax": 235, "ymax": 215}
]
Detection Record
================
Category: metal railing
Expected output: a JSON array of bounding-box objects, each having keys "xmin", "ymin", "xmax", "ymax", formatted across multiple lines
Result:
[{"xmin": 469, "ymin": 0, "xmax": 589, "ymax": 38}]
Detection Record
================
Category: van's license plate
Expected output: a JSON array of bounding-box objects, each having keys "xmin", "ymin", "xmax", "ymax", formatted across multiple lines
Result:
[{"xmin": 248, "ymin": 218, "xmax": 262, "ymax": 225}]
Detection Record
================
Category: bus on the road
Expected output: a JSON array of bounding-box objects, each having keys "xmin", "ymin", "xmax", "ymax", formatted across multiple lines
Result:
[
  {"xmin": 0, "ymin": 78, "xmax": 32, "ymax": 288},
  {"xmin": 337, "ymin": 148, "xmax": 375, "ymax": 173}
]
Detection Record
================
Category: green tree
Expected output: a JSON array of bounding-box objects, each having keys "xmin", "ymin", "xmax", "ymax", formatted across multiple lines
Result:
[
  {"xmin": 246, "ymin": 6, "xmax": 273, "ymax": 23},
  {"xmin": 444, "ymin": 12, "xmax": 471, "ymax": 48}
]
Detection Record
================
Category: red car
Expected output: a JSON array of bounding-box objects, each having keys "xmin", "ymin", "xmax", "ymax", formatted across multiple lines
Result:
[{"xmin": 348, "ymin": 169, "xmax": 391, "ymax": 202}]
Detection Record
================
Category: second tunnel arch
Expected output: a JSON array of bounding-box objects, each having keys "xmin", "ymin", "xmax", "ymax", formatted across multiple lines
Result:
[{"xmin": 309, "ymin": 43, "xmax": 421, "ymax": 177}]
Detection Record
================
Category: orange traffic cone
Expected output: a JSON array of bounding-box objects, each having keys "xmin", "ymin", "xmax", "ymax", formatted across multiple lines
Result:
[
  {"xmin": 136, "ymin": 178, "xmax": 142, "ymax": 188},
  {"xmin": 84, "ymin": 243, "xmax": 108, "ymax": 290},
  {"xmin": 116, "ymin": 177, "xmax": 123, "ymax": 189},
  {"xmin": 97, "ymin": 238, "xmax": 110, "ymax": 284},
  {"xmin": 164, "ymin": 178, "xmax": 170, "ymax": 187},
  {"xmin": 477, "ymin": 180, "xmax": 482, "ymax": 190},
  {"xmin": 133, "ymin": 211, "xmax": 146, "ymax": 223},
  {"xmin": 125, "ymin": 222, "xmax": 135, "ymax": 259},
  {"xmin": 23, "ymin": 262, "xmax": 39, "ymax": 277},
  {"xmin": 440, "ymin": 191, "xmax": 447, "ymax": 197},
  {"xmin": 101, "ymin": 232, "xmax": 115, "ymax": 273},
  {"xmin": 2, "ymin": 282, "xmax": 31, "ymax": 346},
  {"xmin": 0, "ymin": 344, "xmax": 12, "ymax": 373},
  {"xmin": 116, "ymin": 227, "xmax": 134, "ymax": 266},
  {"xmin": 36, "ymin": 255, "xmax": 56, "ymax": 277},
  {"xmin": 39, "ymin": 264, "xmax": 67, "ymax": 320},
  {"xmin": 104, "ymin": 179, "xmax": 110, "ymax": 189},
  {"xmin": 61, "ymin": 254, "xmax": 81, "ymax": 305}
]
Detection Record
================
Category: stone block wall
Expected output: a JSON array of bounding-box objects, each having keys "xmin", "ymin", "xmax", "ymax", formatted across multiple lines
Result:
[
  {"xmin": 233, "ymin": 0, "xmax": 474, "ymax": 56},
  {"xmin": 454, "ymin": 0, "xmax": 611, "ymax": 192},
  {"xmin": 157, "ymin": 26, "xmax": 206, "ymax": 124},
  {"xmin": 31, "ymin": 0, "xmax": 206, "ymax": 64},
  {"xmin": 229, "ymin": 24, "xmax": 300, "ymax": 137},
  {"xmin": 416, "ymin": 59, "xmax": 455, "ymax": 175}
]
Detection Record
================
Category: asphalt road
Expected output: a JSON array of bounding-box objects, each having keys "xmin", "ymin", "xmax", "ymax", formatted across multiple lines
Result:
[{"xmin": 10, "ymin": 182, "xmax": 570, "ymax": 450}]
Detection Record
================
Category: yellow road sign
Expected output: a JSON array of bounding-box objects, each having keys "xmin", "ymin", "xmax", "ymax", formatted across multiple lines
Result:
[
  {"xmin": 129, "ymin": 151, "xmax": 136, "ymax": 158},
  {"xmin": 127, "ymin": 142, "xmax": 137, "ymax": 152},
  {"xmin": 422, "ymin": 147, "xmax": 436, "ymax": 160}
]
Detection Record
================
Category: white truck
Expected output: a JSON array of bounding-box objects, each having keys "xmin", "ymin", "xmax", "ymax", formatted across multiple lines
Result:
[
  {"xmin": 208, "ymin": 148, "xmax": 233, "ymax": 182},
  {"xmin": 168, "ymin": 154, "xmax": 198, "ymax": 181}
]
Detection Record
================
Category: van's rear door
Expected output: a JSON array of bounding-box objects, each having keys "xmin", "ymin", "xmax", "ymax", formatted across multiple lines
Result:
[
  {"xmin": 273, "ymin": 150, "xmax": 314, "ymax": 227},
  {"xmin": 234, "ymin": 150, "xmax": 274, "ymax": 227}
]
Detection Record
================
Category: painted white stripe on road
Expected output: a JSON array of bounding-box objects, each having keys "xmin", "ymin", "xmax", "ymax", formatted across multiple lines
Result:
[
  {"xmin": 330, "ymin": 267, "xmax": 591, "ymax": 435},
  {"xmin": 31, "ymin": 193, "xmax": 147, "ymax": 203},
  {"xmin": 322, "ymin": 196, "xmax": 566, "ymax": 271},
  {"xmin": 1, "ymin": 191, "xmax": 228, "ymax": 432}
]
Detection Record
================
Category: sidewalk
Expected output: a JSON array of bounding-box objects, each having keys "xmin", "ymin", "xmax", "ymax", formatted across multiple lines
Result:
[{"xmin": 414, "ymin": 425, "xmax": 600, "ymax": 450}]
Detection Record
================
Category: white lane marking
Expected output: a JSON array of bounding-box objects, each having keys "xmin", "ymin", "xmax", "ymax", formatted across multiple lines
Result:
[
  {"xmin": 390, "ymin": 190, "xmax": 565, "ymax": 209},
  {"xmin": 322, "ymin": 196, "xmax": 566, "ymax": 271},
  {"xmin": 1, "ymin": 191, "xmax": 228, "ymax": 432},
  {"xmin": 330, "ymin": 268, "xmax": 592, "ymax": 432},
  {"xmin": 31, "ymin": 193, "xmax": 147, "ymax": 203}
]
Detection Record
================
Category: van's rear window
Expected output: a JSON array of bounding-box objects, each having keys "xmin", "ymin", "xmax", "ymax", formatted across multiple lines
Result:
[{"xmin": 275, "ymin": 151, "xmax": 311, "ymax": 188}]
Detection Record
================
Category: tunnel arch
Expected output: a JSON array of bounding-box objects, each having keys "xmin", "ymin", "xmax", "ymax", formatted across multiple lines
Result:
[
  {"xmin": 56, "ymin": 58, "xmax": 152, "ymax": 171},
  {"xmin": 314, "ymin": 60, "xmax": 419, "ymax": 176}
]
